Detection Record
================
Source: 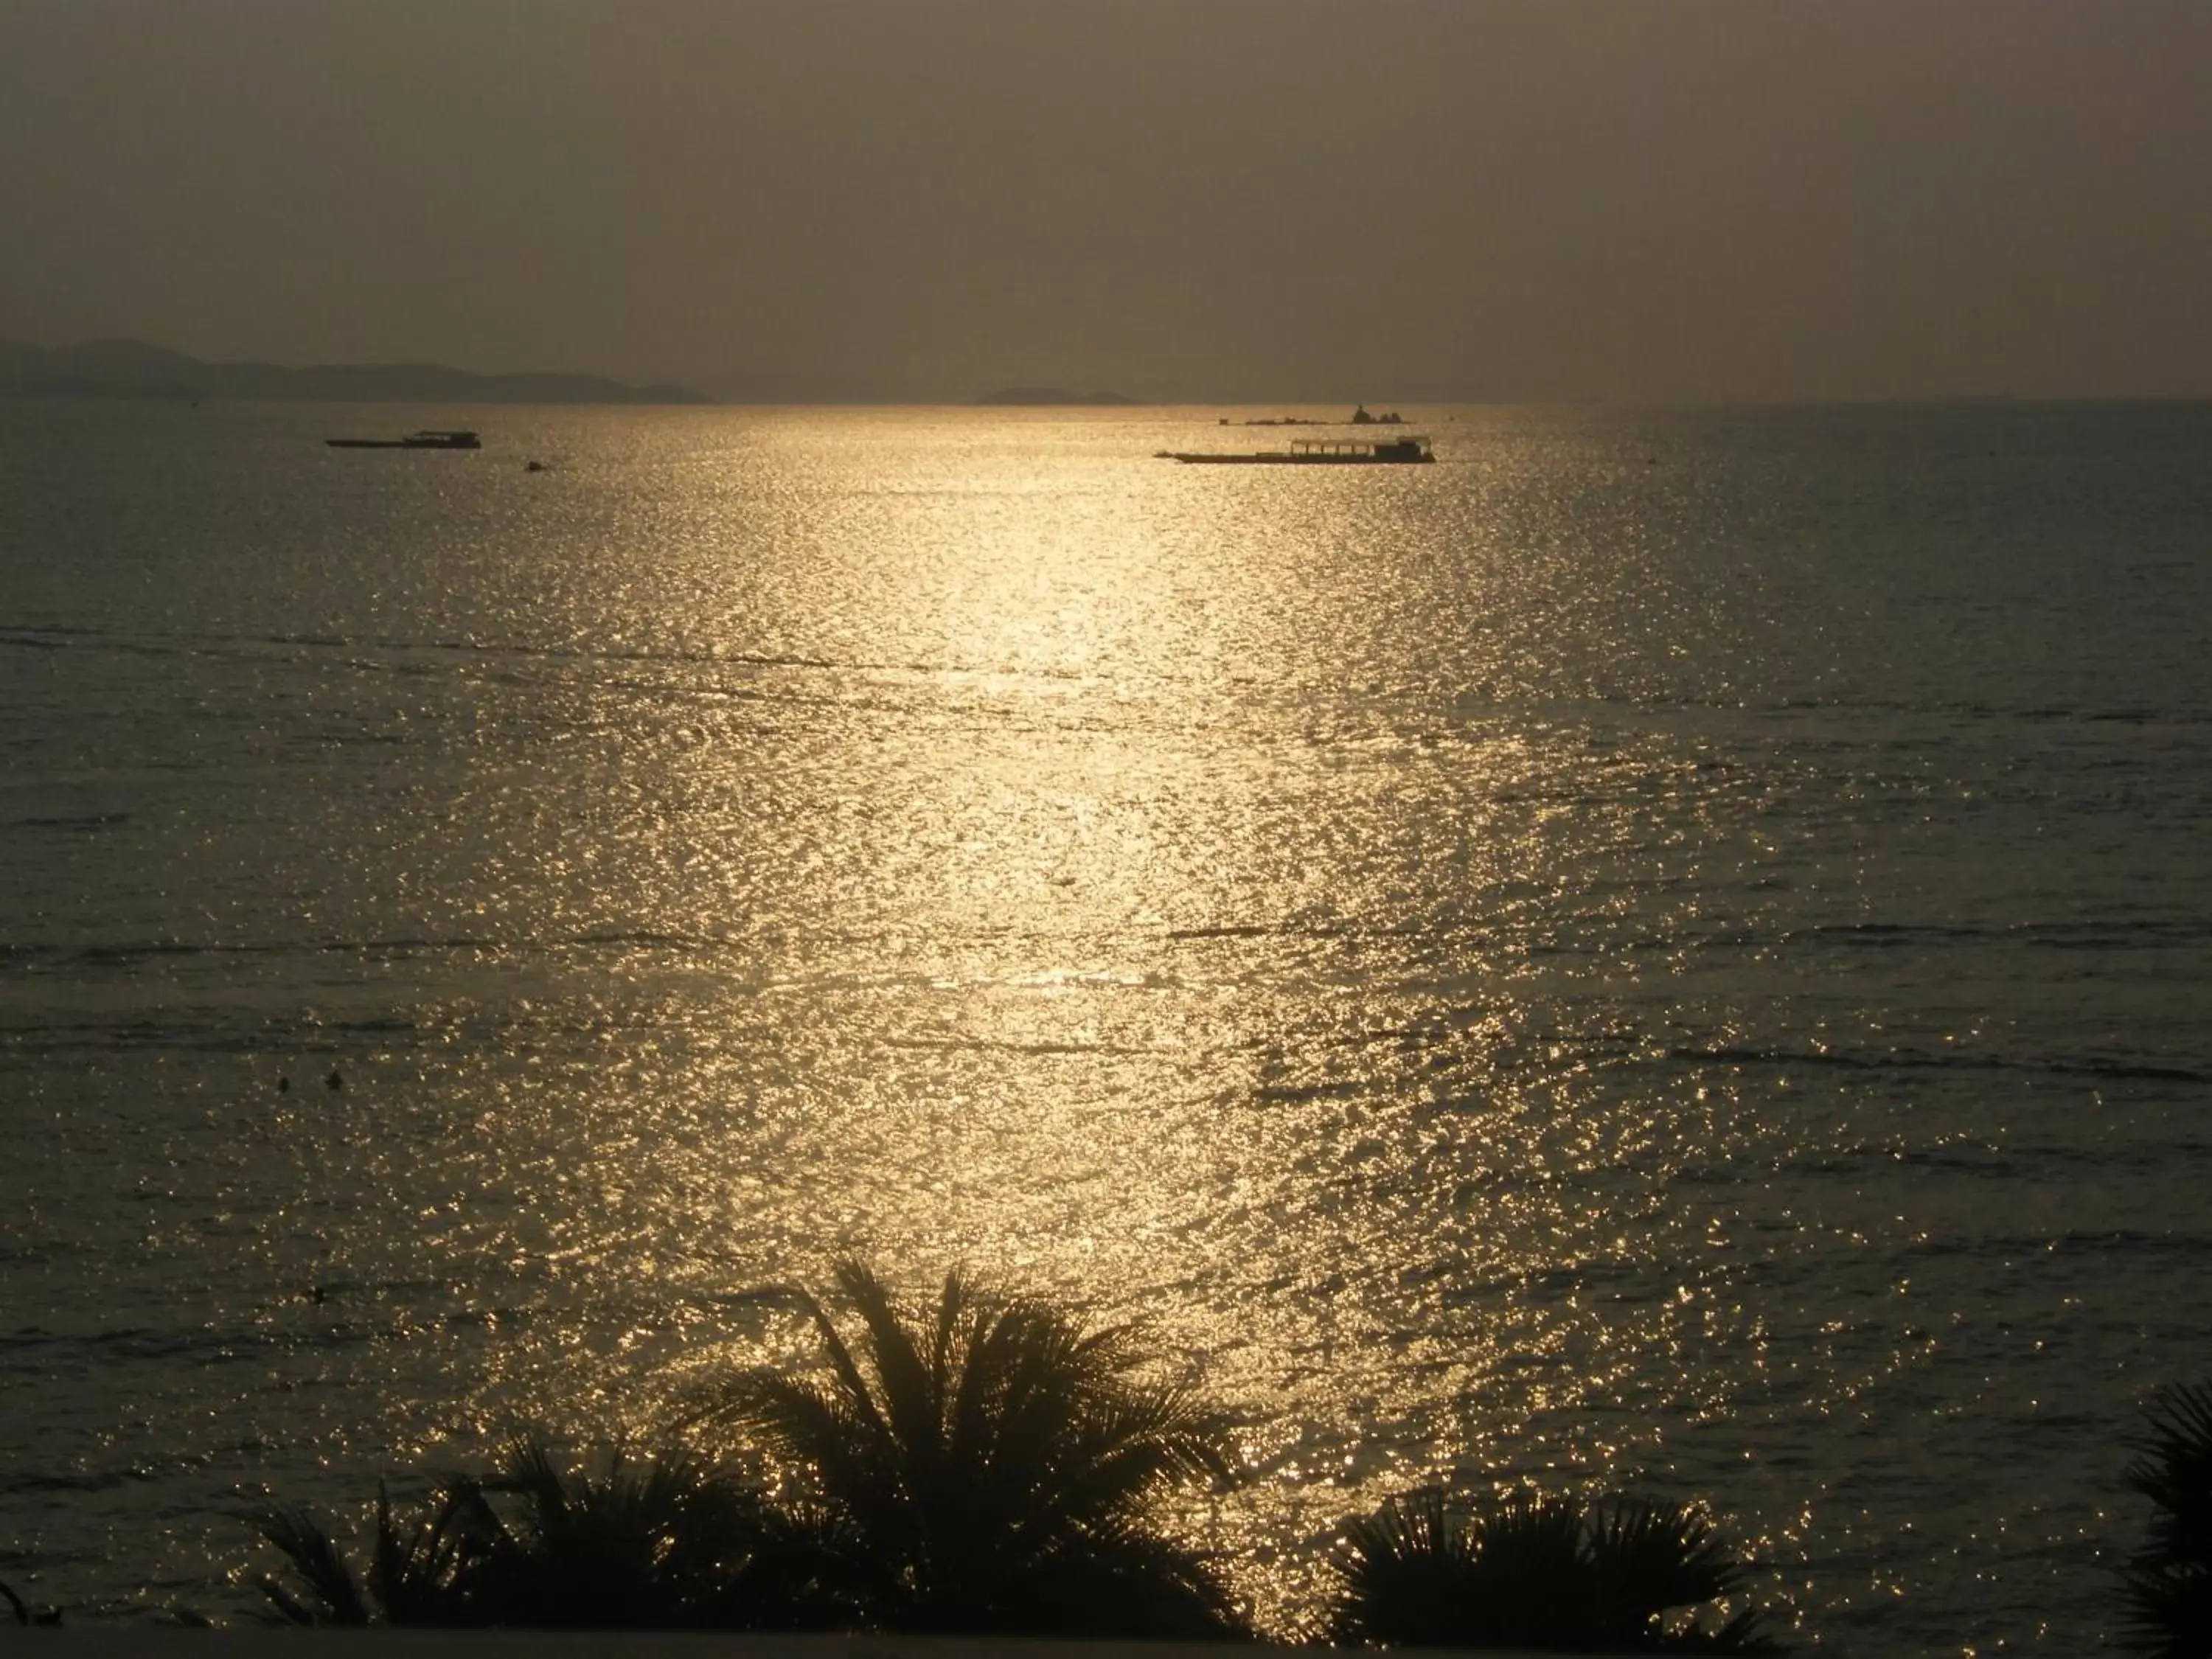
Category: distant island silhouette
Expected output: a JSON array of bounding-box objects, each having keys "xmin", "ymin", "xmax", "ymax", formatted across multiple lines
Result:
[
  {"xmin": 0, "ymin": 338, "xmax": 706, "ymax": 405},
  {"xmin": 973, "ymin": 386, "xmax": 1136, "ymax": 406}
]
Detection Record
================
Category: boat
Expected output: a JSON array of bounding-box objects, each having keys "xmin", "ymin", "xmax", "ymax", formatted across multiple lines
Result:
[
  {"xmin": 325, "ymin": 429, "xmax": 482, "ymax": 450},
  {"xmin": 1160, "ymin": 434, "xmax": 1434, "ymax": 465}
]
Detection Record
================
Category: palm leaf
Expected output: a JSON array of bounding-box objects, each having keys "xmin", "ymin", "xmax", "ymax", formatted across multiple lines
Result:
[
  {"xmin": 1589, "ymin": 1498, "xmax": 1738, "ymax": 1624},
  {"xmin": 255, "ymin": 1506, "xmax": 372, "ymax": 1627},
  {"xmin": 694, "ymin": 1258, "xmax": 1247, "ymax": 1637},
  {"xmin": 1327, "ymin": 1486, "xmax": 1778, "ymax": 1652},
  {"xmin": 2119, "ymin": 1382, "xmax": 2212, "ymax": 1657}
]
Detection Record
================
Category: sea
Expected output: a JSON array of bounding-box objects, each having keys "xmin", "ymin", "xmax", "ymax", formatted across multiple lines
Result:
[{"xmin": 1, "ymin": 399, "xmax": 2208, "ymax": 1653}]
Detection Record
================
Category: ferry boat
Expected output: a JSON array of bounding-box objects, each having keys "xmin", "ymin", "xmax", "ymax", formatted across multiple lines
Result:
[
  {"xmin": 325, "ymin": 429, "xmax": 482, "ymax": 451},
  {"xmin": 1160, "ymin": 434, "xmax": 1434, "ymax": 465}
]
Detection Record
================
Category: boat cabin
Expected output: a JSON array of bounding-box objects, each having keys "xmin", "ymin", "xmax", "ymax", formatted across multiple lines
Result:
[{"xmin": 1290, "ymin": 436, "xmax": 1433, "ymax": 461}]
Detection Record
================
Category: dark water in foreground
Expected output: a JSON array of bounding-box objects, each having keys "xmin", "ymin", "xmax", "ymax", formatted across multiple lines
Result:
[{"xmin": 2, "ymin": 400, "xmax": 2208, "ymax": 1652}]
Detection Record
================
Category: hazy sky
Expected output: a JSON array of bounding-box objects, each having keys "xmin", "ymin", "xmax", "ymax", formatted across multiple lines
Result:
[{"xmin": 4, "ymin": 0, "xmax": 2208, "ymax": 401}]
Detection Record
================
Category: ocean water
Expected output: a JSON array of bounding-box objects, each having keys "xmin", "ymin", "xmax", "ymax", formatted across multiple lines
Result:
[{"xmin": 1, "ymin": 400, "xmax": 2208, "ymax": 1652}]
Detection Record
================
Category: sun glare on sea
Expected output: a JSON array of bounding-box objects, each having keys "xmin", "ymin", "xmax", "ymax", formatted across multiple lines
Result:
[{"xmin": 562, "ymin": 412, "xmax": 1587, "ymax": 1629}]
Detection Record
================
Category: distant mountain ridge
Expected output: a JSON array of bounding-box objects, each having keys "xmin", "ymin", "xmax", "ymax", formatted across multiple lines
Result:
[{"xmin": 0, "ymin": 338, "xmax": 706, "ymax": 404}]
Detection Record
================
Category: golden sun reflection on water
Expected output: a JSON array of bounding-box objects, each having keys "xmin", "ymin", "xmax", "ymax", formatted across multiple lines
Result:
[{"xmin": 577, "ymin": 420, "xmax": 1715, "ymax": 1630}]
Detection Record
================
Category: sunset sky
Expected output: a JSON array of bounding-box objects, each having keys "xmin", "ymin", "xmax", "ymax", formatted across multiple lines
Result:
[{"xmin": 4, "ymin": 0, "xmax": 2208, "ymax": 401}]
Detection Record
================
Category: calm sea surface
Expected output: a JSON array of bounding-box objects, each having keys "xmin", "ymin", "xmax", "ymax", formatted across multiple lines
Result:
[{"xmin": 2, "ymin": 401, "xmax": 2208, "ymax": 1652}]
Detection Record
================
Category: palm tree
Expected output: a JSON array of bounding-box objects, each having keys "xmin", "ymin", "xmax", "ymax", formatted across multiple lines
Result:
[
  {"xmin": 257, "ymin": 1438, "xmax": 845, "ymax": 1629},
  {"xmin": 256, "ymin": 1484, "xmax": 475, "ymax": 1625},
  {"xmin": 2118, "ymin": 1382, "xmax": 2212, "ymax": 1657},
  {"xmin": 691, "ymin": 1258, "xmax": 1249, "ymax": 1638},
  {"xmin": 1326, "ymin": 1485, "xmax": 1778, "ymax": 1652}
]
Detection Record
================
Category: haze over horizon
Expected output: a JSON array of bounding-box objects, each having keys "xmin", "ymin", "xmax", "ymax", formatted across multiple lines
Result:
[{"xmin": 4, "ymin": 0, "xmax": 2208, "ymax": 404}]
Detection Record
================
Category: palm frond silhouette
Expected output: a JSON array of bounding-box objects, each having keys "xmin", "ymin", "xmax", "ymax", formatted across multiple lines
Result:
[
  {"xmin": 257, "ymin": 1438, "xmax": 843, "ymax": 1628},
  {"xmin": 693, "ymin": 1258, "xmax": 1248, "ymax": 1638},
  {"xmin": 2118, "ymin": 1382, "xmax": 2212, "ymax": 1657},
  {"xmin": 1326, "ymin": 1485, "xmax": 1778, "ymax": 1652},
  {"xmin": 256, "ymin": 1478, "xmax": 492, "ymax": 1626}
]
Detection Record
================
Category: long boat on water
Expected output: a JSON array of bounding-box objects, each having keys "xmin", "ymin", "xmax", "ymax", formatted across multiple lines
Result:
[
  {"xmin": 1160, "ymin": 434, "xmax": 1433, "ymax": 465},
  {"xmin": 325, "ymin": 429, "xmax": 481, "ymax": 451}
]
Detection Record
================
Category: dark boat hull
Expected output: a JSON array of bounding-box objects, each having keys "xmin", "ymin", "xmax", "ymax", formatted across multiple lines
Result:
[
  {"xmin": 325, "ymin": 434, "xmax": 482, "ymax": 451},
  {"xmin": 1166, "ymin": 451, "xmax": 1434, "ymax": 465}
]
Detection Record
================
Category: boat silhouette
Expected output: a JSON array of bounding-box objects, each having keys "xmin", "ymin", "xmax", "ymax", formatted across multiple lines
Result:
[
  {"xmin": 1161, "ymin": 434, "xmax": 1434, "ymax": 465},
  {"xmin": 325, "ymin": 429, "xmax": 481, "ymax": 451}
]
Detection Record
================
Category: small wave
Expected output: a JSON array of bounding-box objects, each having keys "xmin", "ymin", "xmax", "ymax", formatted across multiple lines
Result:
[
  {"xmin": 1788, "ymin": 918, "xmax": 2212, "ymax": 951},
  {"xmin": 1792, "ymin": 922, "xmax": 1986, "ymax": 946},
  {"xmin": 0, "ymin": 1470, "xmax": 167, "ymax": 1497},
  {"xmin": 66, "ymin": 939, "xmax": 243, "ymax": 964},
  {"xmin": 440, "ymin": 1304, "xmax": 540, "ymax": 1332},
  {"xmin": 1755, "ymin": 691, "xmax": 2211, "ymax": 726},
  {"xmin": 1255, "ymin": 1078, "xmax": 1375, "ymax": 1105},
  {"xmin": 1903, "ymin": 1228, "xmax": 2212, "ymax": 1259},
  {"xmin": 0, "ymin": 933, "xmax": 517, "ymax": 971},
  {"xmin": 877, "ymin": 1034, "xmax": 1160, "ymax": 1057},
  {"xmin": 13, "ymin": 812, "xmax": 131, "ymax": 831},
  {"xmin": 1669, "ymin": 1044, "xmax": 2210, "ymax": 1085},
  {"xmin": 568, "ymin": 928, "xmax": 734, "ymax": 953},
  {"xmin": 1164, "ymin": 920, "xmax": 1439, "ymax": 943},
  {"xmin": 66, "ymin": 1325, "xmax": 277, "ymax": 1363}
]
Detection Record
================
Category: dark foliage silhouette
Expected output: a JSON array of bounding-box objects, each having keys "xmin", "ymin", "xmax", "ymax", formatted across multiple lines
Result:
[
  {"xmin": 1, "ymin": 1578, "xmax": 62, "ymax": 1626},
  {"xmin": 2119, "ymin": 1382, "xmax": 2212, "ymax": 1657},
  {"xmin": 257, "ymin": 1438, "xmax": 845, "ymax": 1629},
  {"xmin": 1326, "ymin": 1485, "xmax": 1778, "ymax": 1652},
  {"xmin": 692, "ymin": 1258, "xmax": 1248, "ymax": 1638}
]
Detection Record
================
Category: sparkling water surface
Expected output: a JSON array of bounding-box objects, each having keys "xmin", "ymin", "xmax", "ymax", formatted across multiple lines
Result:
[{"xmin": 3, "ymin": 400, "xmax": 2209, "ymax": 1652}]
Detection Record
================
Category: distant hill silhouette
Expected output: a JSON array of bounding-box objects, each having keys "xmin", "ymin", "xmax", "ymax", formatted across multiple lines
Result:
[
  {"xmin": 0, "ymin": 338, "xmax": 707, "ymax": 404},
  {"xmin": 974, "ymin": 386, "xmax": 1135, "ymax": 406}
]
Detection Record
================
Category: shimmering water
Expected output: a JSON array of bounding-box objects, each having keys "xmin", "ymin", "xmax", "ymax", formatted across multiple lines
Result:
[{"xmin": 3, "ymin": 400, "xmax": 2209, "ymax": 1652}]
